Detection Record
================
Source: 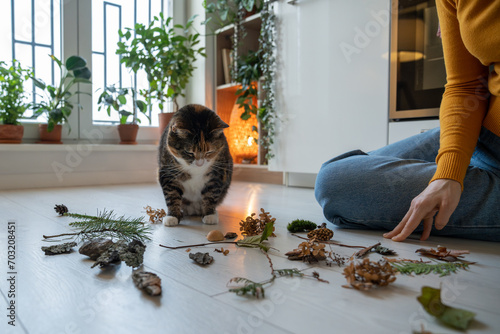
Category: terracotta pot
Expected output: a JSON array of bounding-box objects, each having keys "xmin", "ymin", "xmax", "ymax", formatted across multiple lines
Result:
[
  {"xmin": 0, "ymin": 124, "xmax": 24, "ymax": 143},
  {"xmin": 38, "ymin": 124, "xmax": 63, "ymax": 144},
  {"xmin": 117, "ymin": 124, "xmax": 139, "ymax": 145},
  {"xmin": 158, "ymin": 112, "xmax": 174, "ymax": 136}
]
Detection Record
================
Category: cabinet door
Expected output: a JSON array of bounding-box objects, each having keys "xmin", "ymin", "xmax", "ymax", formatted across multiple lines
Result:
[{"xmin": 270, "ymin": 0, "xmax": 390, "ymax": 173}]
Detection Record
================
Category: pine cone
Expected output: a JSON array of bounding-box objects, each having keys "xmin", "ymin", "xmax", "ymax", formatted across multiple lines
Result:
[
  {"xmin": 307, "ymin": 227, "xmax": 333, "ymax": 241},
  {"xmin": 54, "ymin": 204, "xmax": 69, "ymax": 216}
]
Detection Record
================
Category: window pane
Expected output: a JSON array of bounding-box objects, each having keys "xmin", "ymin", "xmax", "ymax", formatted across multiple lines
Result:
[
  {"xmin": 92, "ymin": 0, "xmax": 167, "ymax": 126},
  {"xmin": 1, "ymin": 0, "xmax": 62, "ymax": 122}
]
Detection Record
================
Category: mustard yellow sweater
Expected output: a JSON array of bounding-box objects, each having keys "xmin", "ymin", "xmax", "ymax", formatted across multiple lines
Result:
[{"xmin": 432, "ymin": 0, "xmax": 500, "ymax": 189}]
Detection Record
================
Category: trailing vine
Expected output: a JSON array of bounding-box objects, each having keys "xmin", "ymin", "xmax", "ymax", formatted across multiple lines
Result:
[{"xmin": 258, "ymin": 0, "xmax": 277, "ymax": 160}]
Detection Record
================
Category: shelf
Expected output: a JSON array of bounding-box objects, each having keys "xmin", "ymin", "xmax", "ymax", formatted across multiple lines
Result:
[{"xmin": 215, "ymin": 13, "xmax": 262, "ymax": 36}]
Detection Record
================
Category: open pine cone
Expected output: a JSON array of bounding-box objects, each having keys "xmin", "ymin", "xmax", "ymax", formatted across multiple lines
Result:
[{"xmin": 307, "ymin": 227, "xmax": 333, "ymax": 241}]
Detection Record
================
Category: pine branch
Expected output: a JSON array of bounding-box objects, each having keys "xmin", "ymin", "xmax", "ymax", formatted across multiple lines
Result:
[
  {"xmin": 390, "ymin": 260, "xmax": 470, "ymax": 277},
  {"xmin": 43, "ymin": 210, "xmax": 151, "ymax": 243}
]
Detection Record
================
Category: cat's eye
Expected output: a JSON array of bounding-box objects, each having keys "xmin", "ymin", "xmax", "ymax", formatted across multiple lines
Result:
[{"xmin": 183, "ymin": 150, "xmax": 194, "ymax": 156}]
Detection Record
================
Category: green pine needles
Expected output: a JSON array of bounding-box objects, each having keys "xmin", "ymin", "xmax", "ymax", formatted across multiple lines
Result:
[
  {"xmin": 391, "ymin": 260, "xmax": 470, "ymax": 277},
  {"xmin": 43, "ymin": 210, "xmax": 152, "ymax": 243}
]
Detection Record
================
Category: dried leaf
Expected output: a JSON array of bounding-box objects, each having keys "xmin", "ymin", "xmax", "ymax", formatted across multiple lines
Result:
[
  {"xmin": 417, "ymin": 286, "xmax": 475, "ymax": 330},
  {"xmin": 416, "ymin": 246, "xmax": 470, "ymax": 262}
]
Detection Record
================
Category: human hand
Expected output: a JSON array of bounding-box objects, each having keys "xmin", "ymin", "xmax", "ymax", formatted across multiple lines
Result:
[{"xmin": 383, "ymin": 179, "xmax": 462, "ymax": 242}]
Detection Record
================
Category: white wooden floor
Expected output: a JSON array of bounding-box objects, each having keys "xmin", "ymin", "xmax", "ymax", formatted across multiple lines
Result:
[{"xmin": 0, "ymin": 181, "xmax": 499, "ymax": 334}]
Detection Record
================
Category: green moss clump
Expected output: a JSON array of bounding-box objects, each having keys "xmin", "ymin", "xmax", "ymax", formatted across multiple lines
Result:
[{"xmin": 287, "ymin": 219, "xmax": 317, "ymax": 233}]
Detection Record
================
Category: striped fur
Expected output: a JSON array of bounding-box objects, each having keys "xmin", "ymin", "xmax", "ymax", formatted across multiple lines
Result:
[{"xmin": 158, "ymin": 104, "xmax": 233, "ymax": 225}]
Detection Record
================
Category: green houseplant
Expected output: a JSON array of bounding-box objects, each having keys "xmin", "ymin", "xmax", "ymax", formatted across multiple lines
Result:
[
  {"xmin": 97, "ymin": 85, "xmax": 148, "ymax": 144},
  {"xmin": 32, "ymin": 55, "xmax": 91, "ymax": 143},
  {"xmin": 116, "ymin": 13, "xmax": 206, "ymax": 133},
  {"xmin": 0, "ymin": 60, "xmax": 32, "ymax": 143}
]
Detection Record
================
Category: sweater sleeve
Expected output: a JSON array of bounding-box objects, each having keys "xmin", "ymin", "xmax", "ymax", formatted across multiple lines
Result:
[{"xmin": 432, "ymin": 0, "xmax": 490, "ymax": 190}]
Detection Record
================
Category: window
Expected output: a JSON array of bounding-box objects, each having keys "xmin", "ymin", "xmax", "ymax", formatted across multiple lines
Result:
[
  {"xmin": 1, "ymin": 0, "xmax": 171, "ymax": 142},
  {"xmin": 92, "ymin": 0, "xmax": 169, "ymax": 126},
  {"xmin": 1, "ymin": 0, "xmax": 62, "ymax": 121}
]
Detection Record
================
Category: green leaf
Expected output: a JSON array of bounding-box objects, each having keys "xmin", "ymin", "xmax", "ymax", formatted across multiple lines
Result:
[
  {"xmin": 32, "ymin": 77, "xmax": 46, "ymax": 90},
  {"xmin": 66, "ymin": 56, "xmax": 87, "ymax": 70},
  {"xmin": 49, "ymin": 55, "xmax": 63, "ymax": 68},
  {"xmin": 236, "ymin": 235, "xmax": 262, "ymax": 248},
  {"xmin": 73, "ymin": 67, "xmax": 92, "ymax": 80},
  {"xmin": 117, "ymin": 95, "xmax": 127, "ymax": 105},
  {"xmin": 135, "ymin": 100, "xmax": 147, "ymax": 112},
  {"xmin": 417, "ymin": 286, "xmax": 476, "ymax": 330},
  {"xmin": 260, "ymin": 222, "xmax": 274, "ymax": 243}
]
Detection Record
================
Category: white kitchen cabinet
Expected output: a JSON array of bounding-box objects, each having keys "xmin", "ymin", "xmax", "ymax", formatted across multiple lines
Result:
[{"xmin": 269, "ymin": 0, "xmax": 391, "ymax": 174}]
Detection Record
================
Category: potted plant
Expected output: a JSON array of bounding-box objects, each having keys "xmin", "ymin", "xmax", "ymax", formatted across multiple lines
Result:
[
  {"xmin": 0, "ymin": 60, "xmax": 32, "ymax": 143},
  {"xmin": 116, "ymin": 13, "xmax": 206, "ymax": 134},
  {"xmin": 97, "ymin": 85, "xmax": 148, "ymax": 144},
  {"xmin": 31, "ymin": 55, "xmax": 91, "ymax": 143}
]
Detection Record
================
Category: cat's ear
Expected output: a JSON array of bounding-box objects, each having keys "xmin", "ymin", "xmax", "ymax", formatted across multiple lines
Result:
[
  {"xmin": 210, "ymin": 120, "xmax": 229, "ymax": 137},
  {"xmin": 171, "ymin": 124, "xmax": 192, "ymax": 138}
]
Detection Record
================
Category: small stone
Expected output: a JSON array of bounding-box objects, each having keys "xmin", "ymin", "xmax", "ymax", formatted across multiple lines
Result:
[
  {"xmin": 224, "ymin": 232, "xmax": 238, "ymax": 239},
  {"xmin": 132, "ymin": 271, "xmax": 162, "ymax": 296},
  {"xmin": 42, "ymin": 242, "xmax": 77, "ymax": 255},
  {"xmin": 206, "ymin": 230, "xmax": 225, "ymax": 242},
  {"xmin": 189, "ymin": 252, "xmax": 214, "ymax": 265}
]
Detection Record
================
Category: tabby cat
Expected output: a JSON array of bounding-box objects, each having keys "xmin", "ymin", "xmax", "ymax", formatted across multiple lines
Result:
[{"xmin": 158, "ymin": 104, "xmax": 233, "ymax": 226}]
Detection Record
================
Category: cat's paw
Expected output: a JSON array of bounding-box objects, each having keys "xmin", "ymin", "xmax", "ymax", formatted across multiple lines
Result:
[
  {"xmin": 202, "ymin": 212, "xmax": 218, "ymax": 225},
  {"xmin": 163, "ymin": 216, "xmax": 179, "ymax": 226}
]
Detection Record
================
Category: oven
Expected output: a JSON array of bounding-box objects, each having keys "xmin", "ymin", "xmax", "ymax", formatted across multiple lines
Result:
[{"xmin": 389, "ymin": 0, "xmax": 445, "ymax": 120}]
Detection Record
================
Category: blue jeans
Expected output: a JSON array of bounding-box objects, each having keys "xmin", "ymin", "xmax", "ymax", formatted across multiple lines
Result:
[{"xmin": 314, "ymin": 127, "xmax": 500, "ymax": 242}]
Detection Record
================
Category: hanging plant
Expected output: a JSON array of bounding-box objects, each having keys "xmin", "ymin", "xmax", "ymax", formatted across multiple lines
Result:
[{"xmin": 257, "ymin": 0, "xmax": 277, "ymax": 160}]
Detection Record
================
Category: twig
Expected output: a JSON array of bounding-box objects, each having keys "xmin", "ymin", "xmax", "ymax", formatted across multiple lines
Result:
[
  {"xmin": 291, "ymin": 233, "xmax": 365, "ymax": 248},
  {"xmin": 354, "ymin": 242, "xmax": 381, "ymax": 258},
  {"xmin": 43, "ymin": 232, "xmax": 80, "ymax": 239},
  {"xmin": 261, "ymin": 249, "xmax": 275, "ymax": 277},
  {"xmin": 159, "ymin": 241, "xmax": 238, "ymax": 250}
]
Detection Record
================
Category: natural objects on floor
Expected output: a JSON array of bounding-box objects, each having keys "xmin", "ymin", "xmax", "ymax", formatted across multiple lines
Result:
[
  {"xmin": 41, "ymin": 242, "xmax": 77, "ymax": 255},
  {"xmin": 144, "ymin": 205, "xmax": 166, "ymax": 224},
  {"xmin": 307, "ymin": 223, "xmax": 334, "ymax": 241},
  {"xmin": 224, "ymin": 232, "xmax": 238, "ymax": 239},
  {"xmin": 44, "ymin": 209, "xmax": 151, "ymax": 243},
  {"xmin": 416, "ymin": 246, "xmax": 470, "ymax": 262},
  {"xmin": 287, "ymin": 219, "xmax": 317, "ymax": 233},
  {"xmin": 239, "ymin": 208, "xmax": 276, "ymax": 237},
  {"xmin": 189, "ymin": 252, "xmax": 214, "ymax": 265},
  {"xmin": 132, "ymin": 271, "xmax": 162, "ymax": 296},
  {"xmin": 387, "ymin": 258, "xmax": 470, "ymax": 277},
  {"xmin": 79, "ymin": 238, "xmax": 146, "ymax": 268},
  {"xmin": 214, "ymin": 247, "xmax": 230, "ymax": 256},
  {"xmin": 343, "ymin": 258, "xmax": 397, "ymax": 290},
  {"xmin": 206, "ymin": 230, "xmax": 225, "ymax": 242},
  {"xmin": 353, "ymin": 242, "xmax": 397, "ymax": 258},
  {"xmin": 54, "ymin": 204, "xmax": 69, "ymax": 216},
  {"xmin": 417, "ymin": 286, "xmax": 475, "ymax": 330}
]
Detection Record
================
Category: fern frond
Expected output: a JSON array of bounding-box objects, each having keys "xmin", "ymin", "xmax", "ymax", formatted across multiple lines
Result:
[
  {"xmin": 273, "ymin": 268, "xmax": 303, "ymax": 278},
  {"xmin": 227, "ymin": 277, "xmax": 266, "ymax": 298},
  {"xmin": 391, "ymin": 260, "xmax": 470, "ymax": 277}
]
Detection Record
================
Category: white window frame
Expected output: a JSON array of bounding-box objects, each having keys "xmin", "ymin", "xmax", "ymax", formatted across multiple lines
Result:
[{"xmin": 19, "ymin": 0, "xmax": 173, "ymax": 144}]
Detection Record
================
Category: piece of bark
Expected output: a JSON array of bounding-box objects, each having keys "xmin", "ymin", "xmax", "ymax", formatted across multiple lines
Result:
[
  {"xmin": 132, "ymin": 271, "xmax": 162, "ymax": 296},
  {"xmin": 79, "ymin": 238, "xmax": 115, "ymax": 260},
  {"xmin": 189, "ymin": 252, "xmax": 214, "ymax": 265},
  {"xmin": 42, "ymin": 242, "xmax": 77, "ymax": 255},
  {"xmin": 354, "ymin": 242, "xmax": 381, "ymax": 259}
]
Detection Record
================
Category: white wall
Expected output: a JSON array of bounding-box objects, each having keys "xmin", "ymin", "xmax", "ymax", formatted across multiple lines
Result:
[{"xmin": 270, "ymin": 0, "xmax": 391, "ymax": 174}]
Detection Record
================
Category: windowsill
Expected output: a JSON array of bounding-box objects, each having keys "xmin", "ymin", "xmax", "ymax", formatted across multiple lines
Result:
[{"xmin": 0, "ymin": 143, "xmax": 158, "ymax": 152}]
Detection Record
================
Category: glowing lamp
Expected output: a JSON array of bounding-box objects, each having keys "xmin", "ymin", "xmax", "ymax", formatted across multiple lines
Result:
[{"xmin": 226, "ymin": 101, "xmax": 259, "ymax": 164}]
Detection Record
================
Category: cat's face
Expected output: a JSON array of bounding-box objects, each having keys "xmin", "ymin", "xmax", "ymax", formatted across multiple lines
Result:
[{"xmin": 166, "ymin": 104, "xmax": 229, "ymax": 168}]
